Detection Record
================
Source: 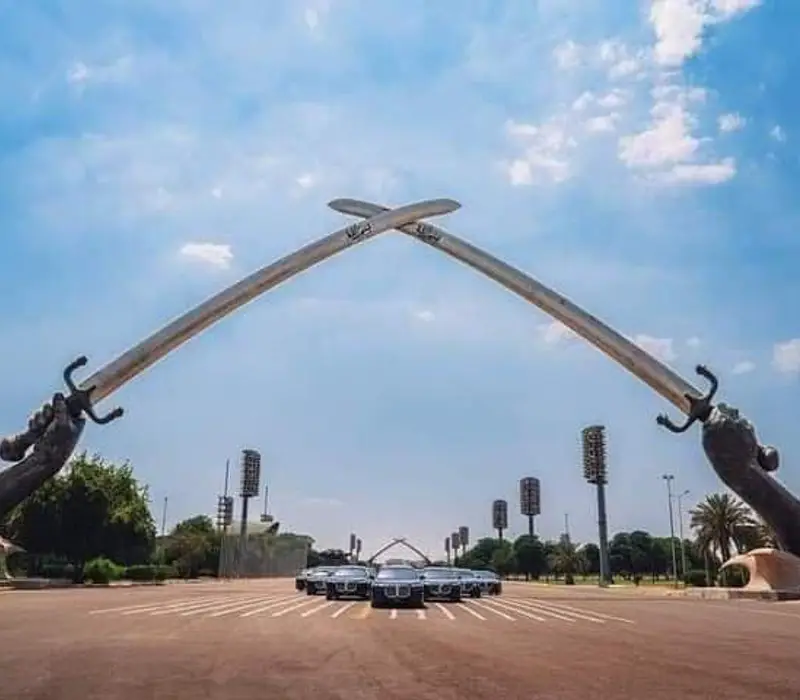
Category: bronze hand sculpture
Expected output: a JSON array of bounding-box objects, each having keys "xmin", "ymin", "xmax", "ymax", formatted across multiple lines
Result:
[{"xmin": 0, "ymin": 393, "xmax": 85, "ymax": 521}]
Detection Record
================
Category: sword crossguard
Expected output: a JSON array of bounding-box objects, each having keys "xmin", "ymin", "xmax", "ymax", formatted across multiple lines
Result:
[
  {"xmin": 656, "ymin": 365, "xmax": 718, "ymax": 434},
  {"xmin": 63, "ymin": 356, "xmax": 124, "ymax": 425}
]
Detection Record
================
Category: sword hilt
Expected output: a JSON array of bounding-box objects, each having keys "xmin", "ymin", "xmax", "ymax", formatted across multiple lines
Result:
[
  {"xmin": 656, "ymin": 365, "xmax": 718, "ymax": 434},
  {"xmin": 63, "ymin": 356, "xmax": 124, "ymax": 425}
]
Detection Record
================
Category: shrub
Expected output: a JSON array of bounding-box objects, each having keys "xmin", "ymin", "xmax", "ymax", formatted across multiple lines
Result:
[
  {"xmin": 153, "ymin": 565, "xmax": 173, "ymax": 581},
  {"xmin": 684, "ymin": 569, "xmax": 708, "ymax": 587},
  {"xmin": 124, "ymin": 564, "xmax": 155, "ymax": 581},
  {"xmin": 84, "ymin": 557, "xmax": 123, "ymax": 584}
]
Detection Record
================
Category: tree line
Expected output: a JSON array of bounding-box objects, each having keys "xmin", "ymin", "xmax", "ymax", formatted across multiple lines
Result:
[
  {"xmin": 0, "ymin": 452, "xmax": 310, "ymax": 583},
  {"xmin": 0, "ymin": 452, "xmax": 776, "ymax": 587}
]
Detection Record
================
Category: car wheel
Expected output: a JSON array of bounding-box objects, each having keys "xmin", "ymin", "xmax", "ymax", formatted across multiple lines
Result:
[
  {"xmin": 370, "ymin": 599, "xmax": 381, "ymax": 608},
  {"xmin": 306, "ymin": 586, "xmax": 315, "ymax": 595},
  {"xmin": 325, "ymin": 590, "xmax": 334, "ymax": 600},
  {"xmin": 471, "ymin": 588, "xmax": 481, "ymax": 598}
]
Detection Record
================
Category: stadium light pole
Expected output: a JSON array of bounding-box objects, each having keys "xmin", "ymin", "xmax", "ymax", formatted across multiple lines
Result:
[
  {"xmin": 492, "ymin": 500, "xmax": 508, "ymax": 542},
  {"xmin": 581, "ymin": 425, "xmax": 611, "ymax": 586},
  {"xmin": 675, "ymin": 488, "xmax": 690, "ymax": 579},
  {"xmin": 519, "ymin": 477, "xmax": 541, "ymax": 537},
  {"xmin": 444, "ymin": 536, "xmax": 451, "ymax": 565},
  {"xmin": 662, "ymin": 474, "xmax": 679, "ymax": 588},
  {"xmin": 238, "ymin": 449, "xmax": 261, "ymax": 578}
]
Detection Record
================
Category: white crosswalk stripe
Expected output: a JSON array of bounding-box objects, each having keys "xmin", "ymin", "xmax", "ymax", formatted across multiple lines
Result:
[{"xmin": 86, "ymin": 592, "xmax": 636, "ymax": 625}]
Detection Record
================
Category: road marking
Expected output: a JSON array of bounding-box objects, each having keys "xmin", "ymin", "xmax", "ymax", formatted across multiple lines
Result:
[
  {"xmin": 301, "ymin": 601, "xmax": 336, "ymax": 618},
  {"xmin": 239, "ymin": 596, "xmax": 307, "ymax": 618},
  {"xmin": 435, "ymin": 603, "xmax": 455, "ymax": 620},
  {"xmin": 351, "ymin": 604, "xmax": 371, "ymax": 620},
  {"xmin": 179, "ymin": 596, "xmax": 268, "ymax": 617},
  {"xmin": 389, "ymin": 609, "xmax": 398, "ymax": 620},
  {"xmin": 470, "ymin": 600, "xmax": 515, "ymax": 621},
  {"xmin": 208, "ymin": 595, "xmax": 295, "ymax": 618},
  {"xmin": 483, "ymin": 599, "xmax": 547, "ymax": 622},
  {"xmin": 90, "ymin": 595, "xmax": 222, "ymax": 615},
  {"xmin": 459, "ymin": 603, "xmax": 486, "ymax": 620},
  {"xmin": 271, "ymin": 599, "xmax": 317, "ymax": 618},
  {"xmin": 498, "ymin": 599, "xmax": 578, "ymax": 623},
  {"xmin": 331, "ymin": 602, "xmax": 357, "ymax": 619},
  {"xmin": 516, "ymin": 598, "xmax": 633, "ymax": 624},
  {"xmin": 416, "ymin": 609, "xmax": 426, "ymax": 620}
]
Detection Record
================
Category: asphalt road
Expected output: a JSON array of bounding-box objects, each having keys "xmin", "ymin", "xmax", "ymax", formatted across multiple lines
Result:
[{"xmin": 2, "ymin": 580, "xmax": 799, "ymax": 699}]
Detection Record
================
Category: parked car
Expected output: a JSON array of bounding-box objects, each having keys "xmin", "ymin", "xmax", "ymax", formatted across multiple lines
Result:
[
  {"xmin": 305, "ymin": 566, "xmax": 337, "ymax": 595},
  {"xmin": 451, "ymin": 568, "xmax": 483, "ymax": 598},
  {"xmin": 370, "ymin": 565, "xmax": 424, "ymax": 608},
  {"xmin": 420, "ymin": 567, "xmax": 464, "ymax": 602},
  {"xmin": 472, "ymin": 569, "xmax": 502, "ymax": 595},
  {"xmin": 325, "ymin": 566, "xmax": 372, "ymax": 600},
  {"xmin": 295, "ymin": 568, "xmax": 311, "ymax": 591}
]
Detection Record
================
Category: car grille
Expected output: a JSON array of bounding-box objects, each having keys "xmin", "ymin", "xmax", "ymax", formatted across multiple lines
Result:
[{"xmin": 397, "ymin": 585, "xmax": 410, "ymax": 597}]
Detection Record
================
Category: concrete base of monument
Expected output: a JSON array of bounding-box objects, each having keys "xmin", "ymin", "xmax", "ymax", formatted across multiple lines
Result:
[
  {"xmin": 720, "ymin": 547, "xmax": 800, "ymax": 594},
  {"xmin": 681, "ymin": 586, "xmax": 800, "ymax": 601}
]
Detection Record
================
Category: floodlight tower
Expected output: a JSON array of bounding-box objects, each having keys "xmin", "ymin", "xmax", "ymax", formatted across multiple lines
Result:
[
  {"xmin": 492, "ymin": 500, "xmax": 508, "ymax": 541},
  {"xmin": 519, "ymin": 477, "xmax": 541, "ymax": 536},
  {"xmin": 582, "ymin": 426, "xmax": 611, "ymax": 586},
  {"xmin": 238, "ymin": 449, "xmax": 261, "ymax": 577},
  {"xmin": 458, "ymin": 526, "xmax": 469, "ymax": 557}
]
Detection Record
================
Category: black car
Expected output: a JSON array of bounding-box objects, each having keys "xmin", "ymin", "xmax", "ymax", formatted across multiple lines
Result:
[
  {"xmin": 305, "ymin": 566, "xmax": 337, "ymax": 595},
  {"xmin": 370, "ymin": 565, "xmax": 424, "ymax": 608},
  {"xmin": 295, "ymin": 568, "xmax": 311, "ymax": 591},
  {"xmin": 420, "ymin": 567, "xmax": 463, "ymax": 602},
  {"xmin": 325, "ymin": 566, "xmax": 372, "ymax": 600},
  {"xmin": 472, "ymin": 570, "xmax": 502, "ymax": 595}
]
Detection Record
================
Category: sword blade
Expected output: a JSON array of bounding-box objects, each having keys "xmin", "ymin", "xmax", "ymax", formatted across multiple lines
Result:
[
  {"xmin": 328, "ymin": 198, "xmax": 701, "ymax": 416},
  {"xmin": 82, "ymin": 198, "xmax": 461, "ymax": 405}
]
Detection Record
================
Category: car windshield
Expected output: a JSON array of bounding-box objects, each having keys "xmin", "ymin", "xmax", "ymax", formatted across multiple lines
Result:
[
  {"xmin": 474, "ymin": 571, "xmax": 497, "ymax": 578},
  {"xmin": 332, "ymin": 567, "xmax": 368, "ymax": 577},
  {"xmin": 423, "ymin": 568, "xmax": 459, "ymax": 578},
  {"xmin": 376, "ymin": 567, "xmax": 419, "ymax": 580},
  {"xmin": 311, "ymin": 567, "xmax": 335, "ymax": 574}
]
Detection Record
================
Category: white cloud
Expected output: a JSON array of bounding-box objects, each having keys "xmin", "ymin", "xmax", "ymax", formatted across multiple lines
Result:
[
  {"xmin": 539, "ymin": 321, "xmax": 578, "ymax": 344},
  {"xmin": 663, "ymin": 158, "xmax": 736, "ymax": 184},
  {"xmin": 770, "ymin": 125, "xmax": 787, "ymax": 142},
  {"xmin": 619, "ymin": 88, "xmax": 736, "ymax": 184},
  {"xmin": 732, "ymin": 360, "xmax": 755, "ymax": 375},
  {"xmin": 295, "ymin": 172, "xmax": 316, "ymax": 188},
  {"xmin": 413, "ymin": 309, "xmax": 435, "ymax": 323},
  {"xmin": 718, "ymin": 113, "xmax": 746, "ymax": 132},
  {"xmin": 553, "ymin": 40, "xmax": 581, "ymax": 69},
  {"xmin": 633, "ymin": 334, "xmax": 677, "ymax": 362},
  {"xmin": 585, "ymin": 114, "xmax": 619, "ymax": 133},
  {"xmin": 179, "ymin": 242, "xmax": 234, "ymax": 269},
  {"xmin": 504, "ymin": 120, "xmax": 575, "ymax": 184},
  {"xmin": 649, "ymin": 0, "xmax": 762, "ymax": 68},
  {"xmin": 685, "ymin": 336, "xmax": 702, "ymax": 347},
  {"xmin": 773, "ymin": 339, "xmax": 800, "ymax": 375},
  {"xmin": 304, "ymin": 8, "xmax": 320, "ymax": 31}
]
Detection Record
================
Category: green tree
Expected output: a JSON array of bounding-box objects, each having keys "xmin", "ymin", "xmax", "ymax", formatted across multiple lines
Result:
[
  {"xmin": 164, "ymin": 515, "xmax": 219, "ymax": 577},
  {"xmin": 3, "ymin": 452, "xmax": 155, "ymax": 577},
  {"xmin": 580, "ymin": 543, "xmax": 600, "ymax": 577},
  {"xmin": 513, "ymin": 535, "xmax": 546, "ymax": 580},
  {"xmin": 549, "ymin": 535, "xmax": 583, "ymax": 584}
]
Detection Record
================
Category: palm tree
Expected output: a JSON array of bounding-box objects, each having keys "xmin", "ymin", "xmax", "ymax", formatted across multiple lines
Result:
[
  {"xmin": 549, "ymin": 534, "xmax": 585, "ymax": 584},
  {"xmin": 689, "ymin": 493, "xmax": 757, "ymax": 578}
]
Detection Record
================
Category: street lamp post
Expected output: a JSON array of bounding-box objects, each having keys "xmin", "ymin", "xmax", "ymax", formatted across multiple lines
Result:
[
  {"xmin": 662, "ymin": 474, "xmax": 679, "ymax": 588},
  {"xmin": 675, "ymin": 489, "xmax": 690, "ymax": 579}
]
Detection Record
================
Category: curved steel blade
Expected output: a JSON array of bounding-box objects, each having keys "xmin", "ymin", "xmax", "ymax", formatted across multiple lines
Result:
[
  {"xmin": 82, "ymin": 198, "xmax": 461, "ymax": 405},
  {"xmin": 328, "ymin": 198, "xmax": 701, "ymax": 416}
]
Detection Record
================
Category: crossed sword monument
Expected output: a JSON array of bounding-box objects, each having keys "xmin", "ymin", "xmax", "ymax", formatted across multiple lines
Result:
[{"xmin": 2, "ymin": 197, "xmax": 799, "ymax": 591}]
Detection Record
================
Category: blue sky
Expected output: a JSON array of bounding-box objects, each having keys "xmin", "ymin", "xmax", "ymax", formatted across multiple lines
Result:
[{"xmin": 1, "ymin": 0, "xmax": 798, "ymax": 560}]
